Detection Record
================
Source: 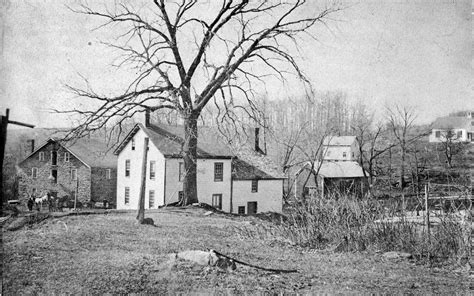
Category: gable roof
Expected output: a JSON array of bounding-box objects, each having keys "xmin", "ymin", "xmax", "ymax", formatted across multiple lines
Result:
[
  {"xmin": 114, "ymin": 123, "xmax": 233, "ymax": 158},
  {"xmin": 323, "ymin": 136, "xmax": 357, "ymax": 146},
  {"xmin": 20, "ymin": 137, "xmax": 117, "ymax": 168},
  {"xmin": 432, "ymin": 116, "xmax": 474, "ymax": 131},
  {"xmin": 115, "ymin": 123, "xmax": 285, "ymax": 179}
]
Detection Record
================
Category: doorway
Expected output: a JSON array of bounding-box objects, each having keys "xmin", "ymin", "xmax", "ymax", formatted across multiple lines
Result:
[{"xmin": 247, "ymin": 201, "xmax": 257, "ymax": 215}]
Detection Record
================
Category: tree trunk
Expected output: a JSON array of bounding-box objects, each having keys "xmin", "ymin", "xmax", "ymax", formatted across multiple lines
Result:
[
  {"xmin": 181, "ymin": 112, "xmax": 199, "ymax": 206},
  {"xmin": 137, "ymin": 137, "xmax": 149, "ymax": 223},
  {"xmin": 400, "ymin": 144, "xmax": 406, "ymax": 214}
]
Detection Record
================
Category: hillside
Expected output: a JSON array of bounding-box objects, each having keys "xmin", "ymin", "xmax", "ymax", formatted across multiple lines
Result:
[{"xmin": 2, "ymin": 208, "xmax": 471, "ymax": 294}]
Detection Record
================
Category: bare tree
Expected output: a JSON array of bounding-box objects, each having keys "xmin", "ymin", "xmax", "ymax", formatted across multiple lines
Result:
[
  {"xmin": 58, "ymin": 1, "xmax": 341, "ymax": 205},
  {"xmin": 386, "ymin": 104, "xmax": 418, "ymax": 212},
  {"xmin": 436, "ymin": 129, "xmax": 465, "ymax": 168}
]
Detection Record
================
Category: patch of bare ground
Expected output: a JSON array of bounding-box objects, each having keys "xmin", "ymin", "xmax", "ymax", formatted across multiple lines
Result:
[{"xmin": 2, "ymin": 207, "xmax": 472, "ymax": 294}]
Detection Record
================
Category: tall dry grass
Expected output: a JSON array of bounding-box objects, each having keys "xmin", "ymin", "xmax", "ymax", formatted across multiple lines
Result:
[{"xmin": 242, "ymin": 193, "xmax": 471, "ymax": 264}]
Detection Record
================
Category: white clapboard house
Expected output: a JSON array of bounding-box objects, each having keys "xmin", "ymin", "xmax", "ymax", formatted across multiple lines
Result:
[{"xmin": 114, "ymin": 121, "xmax": 284, "ymax": 214}]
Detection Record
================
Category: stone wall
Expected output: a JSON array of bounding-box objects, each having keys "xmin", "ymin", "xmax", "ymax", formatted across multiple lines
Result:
[
  {"xmin": 18, "ymin": 141, "xmax": 91, "ymax": 204},
  {"xmin": 91, "ymin": 167, "xmax": 117, "ymax": 205}
]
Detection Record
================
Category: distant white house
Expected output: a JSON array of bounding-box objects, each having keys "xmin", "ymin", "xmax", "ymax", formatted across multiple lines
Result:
[
  {"xmin": 429, "ymin": 112, "xmax": 474, "ymax": 143},
  {"xmin": 114, "ymin": 121, "xmax": 284, "ymax": 214},
  {"xmin": 322, "ymin": 136, "xmax": 360, "ymax": 161}
]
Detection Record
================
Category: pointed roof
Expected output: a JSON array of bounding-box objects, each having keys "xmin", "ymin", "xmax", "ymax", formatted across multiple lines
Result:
[
  {"xmin": 20, "ymin": 137, "xmax": 116, "ymax": 168},
  {"xmin": 114, "ymin": 123, "xmax": 285, "ymax": 179}
]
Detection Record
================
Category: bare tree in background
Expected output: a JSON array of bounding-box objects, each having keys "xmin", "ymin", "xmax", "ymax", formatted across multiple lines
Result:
[
  {"xmin": 58, "ymin": 1, "xmax": 341, "ymax": 205},
  {"xmin": 437, "ymin": 129, "xmax": 465, "ymax": 168},
  {"xmin": 386, "ymin": 105, "xmax": 418, "ymax": 212}
]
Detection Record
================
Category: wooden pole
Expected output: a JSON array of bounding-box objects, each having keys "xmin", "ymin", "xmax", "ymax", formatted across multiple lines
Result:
[
  {"xmin": 0, "ymin": 108, "xmax": 34, "ymax": 202},
  {"xmin": 137, "ymin": 137, "xmax": 149, "ymax": 223},
  {"xmin": 424, "ymin": 184, "xmax": 430, "ymax": 240},
  {"xmin": 0, "ymin": 110, "xmax": 9, "ymax": 201},
  {"xmin": 74, "ymin": 177, "xmax": 78, "ymax": 211}
]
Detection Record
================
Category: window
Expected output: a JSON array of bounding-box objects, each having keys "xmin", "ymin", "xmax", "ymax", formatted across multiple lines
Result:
[
  {"xmin": 51, "ymin": 151, "xmax": 57, "ymax": 165},
  {"xmin": 124, "ymin": 187, "xmax": 130, "ymax": 205},
  {"xmin": 342, "ymin": 152, "xmax": 347, "ymax": 158},
  {"xmin": 435, "ymin": 131, "xmax": 441, "ymax": 138},
  {"xmin": 106, "ymin": 169, "xmax": 111, "ymax": 180},
  {"xmin": 352, "ymin": 152, "xmax": 355, "ymax": 158},
  {"xmin": 32, "ymin": 167, "xmax": 38, "ymax": 179},
  {"xmin": 32, "ymin": 188, "xmax": 37, "ymax": 196},
  {"xmin": 150, "ymin": 161, "xmax": 156, "ymax": 180},
  {"xmin": 64, "ymin": 152, "xmax": 70, "ymax": 162},
  {"xmin": 457, "ymin": 131, "xmax": 462, "ymax": 138},
  {"xmin": 131, "ymin": 138, "xmax": 135, "ymax": 150},
  {"xmin": 238, "ymin": 206, "xmax": 245, "ymax": 215},
  {"xmin": 212, "ymin": 194, "xmax": 222, "ymax": 210},
  {"xmin": 51, "ymin": 169, "xmax": 58, "ymax": 183},
  {"xmin": 471, "ymin": 121, "xmax": 474, "ymax": 126},
  {"xmin": 251, "ymin": 180, "xmax": 258, "ymax": 193},
  {"xmin": 149, "ymin": 190, "xmax": 155, "ymax": 208},
  {"xmin": 178, "ymin": 162, "xmax": 184, "ymax": 182},
  {"xmin": 39, "ymin": 152, "xmax": 45, "ymax": 161},
  {"xmin": 71, "ymin": 169, "xmax": 77, "ymax": 181},
  {"xmin": 178, "ymin": 191, "xmax": 184, "ymax": 202},
  {"xmin": 125, "ymin": 159, "xmax": 130, "ymax": 177},
  {"xmin": 214, "ymin": 162, "xmax": 223, "ymax": 182}
]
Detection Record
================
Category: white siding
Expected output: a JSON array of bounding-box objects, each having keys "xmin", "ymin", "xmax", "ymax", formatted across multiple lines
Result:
[
  {"xmin": 232, "ymin": 180, "xmax": 283, "ymax": 213},
  {"xmin": 116, "ymin": 129, "xmax": 166, "ymax": 210},
  {"xmin": 429, "ymin": 129, "xmax": 468, "ymax": 143},
  {"xmin": 164, "ymin": 158, "xmax": 233, "ymax": 211},
  {"xmin": 323, "ymin": 143, "xmax": 359, "ymax": 161}
]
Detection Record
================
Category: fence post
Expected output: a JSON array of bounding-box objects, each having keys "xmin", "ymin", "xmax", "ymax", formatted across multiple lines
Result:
[{"xmin": 424, "ymin": 184, "xmax": 430, "ymax": 240}]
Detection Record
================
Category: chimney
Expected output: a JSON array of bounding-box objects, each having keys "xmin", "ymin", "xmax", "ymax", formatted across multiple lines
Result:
[
  {"xmin": 28, "ymin": 139, "xmax": 35, "ymax": 153},
  {"xmin": 254, "ymin": 127, "xmax": 260, "ymax": 152},
  {"xmin": 145, "ymin": 108, "xmax": 150, "ymax": 127}
]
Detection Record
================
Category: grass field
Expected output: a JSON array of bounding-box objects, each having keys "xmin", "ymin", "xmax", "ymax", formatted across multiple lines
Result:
[{"xmin": 2, "ymin": 208, "xmax": 472, "ymax": 294}]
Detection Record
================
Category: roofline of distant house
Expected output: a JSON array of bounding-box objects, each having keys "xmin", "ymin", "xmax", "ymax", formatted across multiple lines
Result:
[{"xmin": 19, "ymin": 138, "xmax": 92, "ymax": 169}]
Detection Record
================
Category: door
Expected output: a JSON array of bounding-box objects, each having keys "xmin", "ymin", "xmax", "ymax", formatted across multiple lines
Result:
[{"xmin": 247, "ymin": 202, "xmax": 257, "ymax": 215}]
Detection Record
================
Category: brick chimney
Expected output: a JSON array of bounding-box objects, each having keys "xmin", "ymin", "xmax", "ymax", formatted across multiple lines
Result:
[
  {"xmin": 254, "ymin": 127, "xmax": 265, "ymax": 154},
  {"xmin": 254, "ymin": 127, "xmax": 260, "ymax": 152}
]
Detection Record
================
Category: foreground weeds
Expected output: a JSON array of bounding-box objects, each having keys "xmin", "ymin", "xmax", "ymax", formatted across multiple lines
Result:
[{"xmin": 241, "ymin": 194, "xmax": 472, "ymax": 265}]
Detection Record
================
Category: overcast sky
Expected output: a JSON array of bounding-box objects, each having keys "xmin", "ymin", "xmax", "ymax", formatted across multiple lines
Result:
[{"xmin": 1, "ymin": 0, "xmax": 472, "ymax": 128}]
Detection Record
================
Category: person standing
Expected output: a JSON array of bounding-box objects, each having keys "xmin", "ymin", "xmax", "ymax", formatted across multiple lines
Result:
[{"xmin": 27, "ymin": 195, "xmax": 34, "ymax": 212}]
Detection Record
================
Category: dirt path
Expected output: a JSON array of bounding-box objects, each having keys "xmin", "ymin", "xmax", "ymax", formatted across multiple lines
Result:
[{"xmin": 2, "ymin": 208, "xmax": 472, "ymax": 294}]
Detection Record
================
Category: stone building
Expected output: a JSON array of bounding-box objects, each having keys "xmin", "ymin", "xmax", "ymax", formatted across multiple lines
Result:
[
  {"xmin": 114, "ymin": 121, "xmax": 284, "ymax": 214},
  {"xmin": 17, "ymin": 137, "xmax": 117, "ymax": 207}
]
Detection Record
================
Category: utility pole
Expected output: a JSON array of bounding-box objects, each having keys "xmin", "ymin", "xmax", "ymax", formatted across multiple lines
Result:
[{"xmin": 0, "ymin": 109, "xmax": 35, "ymax": 201}]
